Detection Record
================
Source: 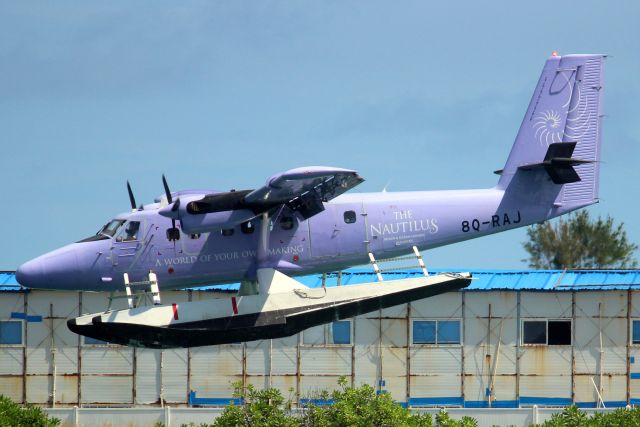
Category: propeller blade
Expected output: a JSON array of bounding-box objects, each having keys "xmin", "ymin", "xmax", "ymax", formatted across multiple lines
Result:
[
  {"xmin": 171, "ymin": 197, "xmax": 181, "ymax": 212},
  {"xmin": 162, "ymin": 174, "xmax": 173, "ymax": 205},
  {"xmin": 126, "ymin": 181, "xmax": 137, "ymax": 211}
]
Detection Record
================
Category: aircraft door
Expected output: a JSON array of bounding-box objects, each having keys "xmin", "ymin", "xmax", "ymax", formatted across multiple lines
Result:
[
  {"xmin": 268, "ymin": 208, "xmax": 310, "ymax": 264},
  {"xmin": 309, "ymin": 203, "xmax": 367, "ymax": 258},
  {"xmin": 110, "ymin": 219, "xmax": 147, "ymax": 276}
]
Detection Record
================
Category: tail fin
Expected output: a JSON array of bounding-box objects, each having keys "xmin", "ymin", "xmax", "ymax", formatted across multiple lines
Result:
[{"xmin": 498, "ymin": 53, "xmax": 606, "ymax": 207}]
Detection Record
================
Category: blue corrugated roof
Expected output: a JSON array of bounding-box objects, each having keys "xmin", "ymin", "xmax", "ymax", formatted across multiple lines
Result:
[
  {"xmin": 0, "ymin": 271, "xmax": 23, "ymax": 292},
  {"xmin": 2, "ymin": 268, "xmax": 640, "ymax": 293},
  {"xmin": 193, "ymin": 268, "xmax": 640, "ymax": 292}
]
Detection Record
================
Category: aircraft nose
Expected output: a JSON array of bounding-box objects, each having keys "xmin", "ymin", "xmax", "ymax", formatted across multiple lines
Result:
[
  {"xmin": 16, "ymin": 245, "xmax": 82, "ymax": 290},
  {"xmin": 16, "ymin": 258, "xmax": 45, "ymax": 288}
]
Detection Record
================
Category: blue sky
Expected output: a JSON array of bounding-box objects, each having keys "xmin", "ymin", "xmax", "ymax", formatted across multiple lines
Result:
[{"xmin": 1, "ymin": 1, "xmax": 639, "ymax": 270}]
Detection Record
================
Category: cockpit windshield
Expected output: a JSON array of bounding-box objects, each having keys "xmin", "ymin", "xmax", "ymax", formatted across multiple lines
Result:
[
  {"xmin": 77, "ymin": 219, "xmax": 126, "ymax": 243},
  {"xmin": 99, "ymin": 219, "xmax": 126, "ymax": 237}
]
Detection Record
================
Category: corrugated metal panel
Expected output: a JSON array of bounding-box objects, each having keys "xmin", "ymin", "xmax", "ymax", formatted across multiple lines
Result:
[
  {"xmin": 464, "ymin": 375, "xmax": 488, "ymax": 403},
  {"xmin": 0, "ymin": 348, "xmax": 23, "ymax": 374},
  {"xmin": 520, "ymin": 347, "xmax": 572, "ymax": 376},
  {"xmin": 412, "ymin": 375, "xmax": 461, "ymax": 398},
  {"xmin": 299, "ymin": 376, "xmax": 344, "ymax": 397},
  {"xmin": 380, "ymin": 319, "xmax": 407, "ymax": 347},
  {"xmin": 26, "ymin": 347, "xmax": 78, "ymax": 375},
  {"xmin": 575, "ymin": 348, "xmax": 627, "ymax": 374},
  {"xmin": 190, "ymin": 373, "xmax": 240, "ymax": 398},
  {"xmin": 381, "ymin": 347, "xmax": 407, "ymax": 374},
  {"xmin": 383, "ymin": 376, "xmax": 406, "ymax": 401},
  {"xmin": 464, "ymin": 345, "xmax": 517, "ymax": 376},
  {"xmin": 519, "ymin": 375, "xmax": 571, "ymax": 399},
  {"xmin": 271, "ymin": 336, "xmax": 298, "ymax": 375},
  {"xmin": 575, "ymin": 292, "xmax": 628, "ymax": 317},
  {"xmin": 81, "ymin": 348, "xmax": 133, "ymax": 374},
  {"xmin": 520, "ymin": 292, "xmax": 572, "ymax": 318},
  {"xmin": 411, "ymin": 292, "xmax": 462, "ymax": 318},
  {"xmin": 353, "ymin": 345, "xmax": 377, "ymax": 377},
  {"xmin": 26, "ymin": 375, "xmax": 49, "ymax": 403},
  {"xmin": 380, "ymin": 303, "xmax": 407, "ymax": 318},
  {"xmin": 632, "ymin": 292, "xmax": 640, "ymax": 317},
  {"xmin": 300, "ymin": 347, "xmax": 351, "ymax": 375},
  {"xmin": 0, "ymin": 376, "xmax": 23, "ymax": 402},
  {"xmin": 135, "ymin": 349, "xmax": 160, "ymax": 404},
  {"xmin": 54, "ymin": 374, "xmax": 78, "ymax": 404},
  {"xmin": 81, "ymin": 375, "xmax": 133, "ymax": 404},
  {"xmin": 162, "ymin": 349, "xmax": 188, "ymax": 403},
  {"xmin": 246, "ymin": 341, "xmax": 272, "ymax": 376},
  {"xmin": 191, "ymin": 345, "xmax": 243, "ymax": 375},
  {"xmin": 268, "ymin": 376, "xmax": 297, "ymax": 396},
  {"xmin": 574, "ymin": 374, "xmax": 627, "ymax": 403},
  {"xmin": 491, "ymin": 375, "xmax": 517, "ymax": 402},
  {"xmin": 410, "ymin": 347, "xmax": 462, "ymax": 375}
]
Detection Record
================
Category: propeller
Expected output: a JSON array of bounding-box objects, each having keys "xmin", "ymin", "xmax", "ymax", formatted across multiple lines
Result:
[
  {"xmin": 126, "ymin": 181, "xmax": 138, "ymax": 211},
  {"xmin": 162, "ymin": 174, "xmax": 181, "ymax": 241}
]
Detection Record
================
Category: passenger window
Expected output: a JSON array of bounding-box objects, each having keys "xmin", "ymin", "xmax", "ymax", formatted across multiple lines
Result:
[
  {"xmin": 241, "ymin": 221, "xmax": 255, "ymax": 234},
  {"xmin": 344, "ymin": 211, "xmax": 357, "ymax": 224},
  {"xmin": 221, "ymin": 228, "xmax": 234, "ymax": 236},
  {"xmin": 279, "ymin": 216, "xmax": 294, "ymax": 230}
]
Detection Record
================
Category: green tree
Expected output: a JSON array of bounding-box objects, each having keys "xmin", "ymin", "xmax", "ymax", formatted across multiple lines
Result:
[
  {"xmin": 523, "ymin": 211, "xmax": 638, "ymax": 269},
  {"xmin": 0, "ymin": 395, "xmax": 60, "ymax": 427},
  {"xmin": 212, "ymin": 382, "xmax": 298, "ymax": 427}
]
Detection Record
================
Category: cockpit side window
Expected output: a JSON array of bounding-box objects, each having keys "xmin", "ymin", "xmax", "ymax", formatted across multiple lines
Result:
[{"xmin": 116, "ymin": 221, "xmax": 141, "ymax": 242}]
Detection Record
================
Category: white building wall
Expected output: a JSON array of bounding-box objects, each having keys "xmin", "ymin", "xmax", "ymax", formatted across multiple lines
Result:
[{"xmin": 0, "ymin": 288, "xmax": 637, "ymax": 408}]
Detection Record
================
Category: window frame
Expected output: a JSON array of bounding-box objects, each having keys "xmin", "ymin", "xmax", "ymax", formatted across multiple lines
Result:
[
  {"xmin": 521, "ymin": 318, "xmax": 572, "ymax": 346},
  {"xmin": 343, "ymin": 210, "xmax": 357, "ymax": 224},
  {"xmin": 630, "ymin": 319, "xmax": 640, "ymax": 345},
  {"xmin": 302, "ymin": 320, "xmax": 353, "ymax": 347},
  {"xmin": 0, "ymin": 320, "xmax": 24, "ymax": 346},
  {"xmin": 411, "ymin": 319, "xmax": 462, "ymax": 346}
]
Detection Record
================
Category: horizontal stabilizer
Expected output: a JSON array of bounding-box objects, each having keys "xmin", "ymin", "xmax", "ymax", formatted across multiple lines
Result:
[{"xmin": 518, "ymin": 142, "xmax": 593, "ymax": 184}]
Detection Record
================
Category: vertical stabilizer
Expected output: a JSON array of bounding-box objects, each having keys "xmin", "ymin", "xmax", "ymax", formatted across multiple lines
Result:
[{"xmin": 498, "ymin": 54, "xmax": 606, "ymax": 207}]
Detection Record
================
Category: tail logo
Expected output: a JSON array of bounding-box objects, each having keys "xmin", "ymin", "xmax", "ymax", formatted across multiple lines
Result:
[{"xmin": 533, "ymin": 110, "xmax": 563, "ymax": 145}]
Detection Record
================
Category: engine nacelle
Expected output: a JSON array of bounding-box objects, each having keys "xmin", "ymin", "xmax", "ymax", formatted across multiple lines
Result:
[{"xmin": 179, "ymin": 208, "xmax": 257, "ymax": 234}]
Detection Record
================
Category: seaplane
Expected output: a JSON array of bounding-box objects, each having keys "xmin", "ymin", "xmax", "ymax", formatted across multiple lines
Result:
[{"xmin": 16, "ymin": 53, "xmax": 606, "ymax": 348}]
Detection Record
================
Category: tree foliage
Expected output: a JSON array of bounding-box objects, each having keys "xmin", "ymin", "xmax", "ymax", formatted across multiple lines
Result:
[
  {"xmin": 523, "ymin": 211, "xmax": 638, "ymax": 269},
  {"xmin": 210, "ymin": 378, "xmax": 478, "ymax": 427},
  {"xmin": 0, "ymin": 395, "xmax": 60, "ymax": 427}
]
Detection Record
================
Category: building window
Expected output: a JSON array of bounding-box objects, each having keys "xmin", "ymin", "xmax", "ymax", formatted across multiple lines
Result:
[
  {"xmin": 303, "ymin": 320, "xmax": 352, "ymax": 345},
  {"xmin": 522, "ymin": 319, "xmax": 571, "ymax": 345},
  {"xmin": 412, "ymin": 320, "xmax": 461, "ymax": 345},
  {"xmin": 0, "ymin": 321, "xmax": 23, "ymax": 345},
  {"xmin": 343, "ymin": 210, "xmax": 357, "ymax": 224},
  {"xmin": 632, "ymin": 320, "xmax": 640, "ymax": 344}
]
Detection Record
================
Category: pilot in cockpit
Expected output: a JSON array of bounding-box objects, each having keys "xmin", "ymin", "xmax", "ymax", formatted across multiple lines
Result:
[{"xmin": 120, "ymin": 221, "xmax": 140, "ymax": 242}]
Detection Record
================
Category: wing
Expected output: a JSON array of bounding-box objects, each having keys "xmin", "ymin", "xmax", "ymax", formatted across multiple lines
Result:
[
  {"xmin": 246, "ymin": 166, "xmax": 364, "ymax": 204},
  {"xmin": 244, "ymin": 166, "xmax": 364, "ymax": 219},
  {"xmin": 180, "ymin": 166, "xmax": 364, "ymax": 228}
]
